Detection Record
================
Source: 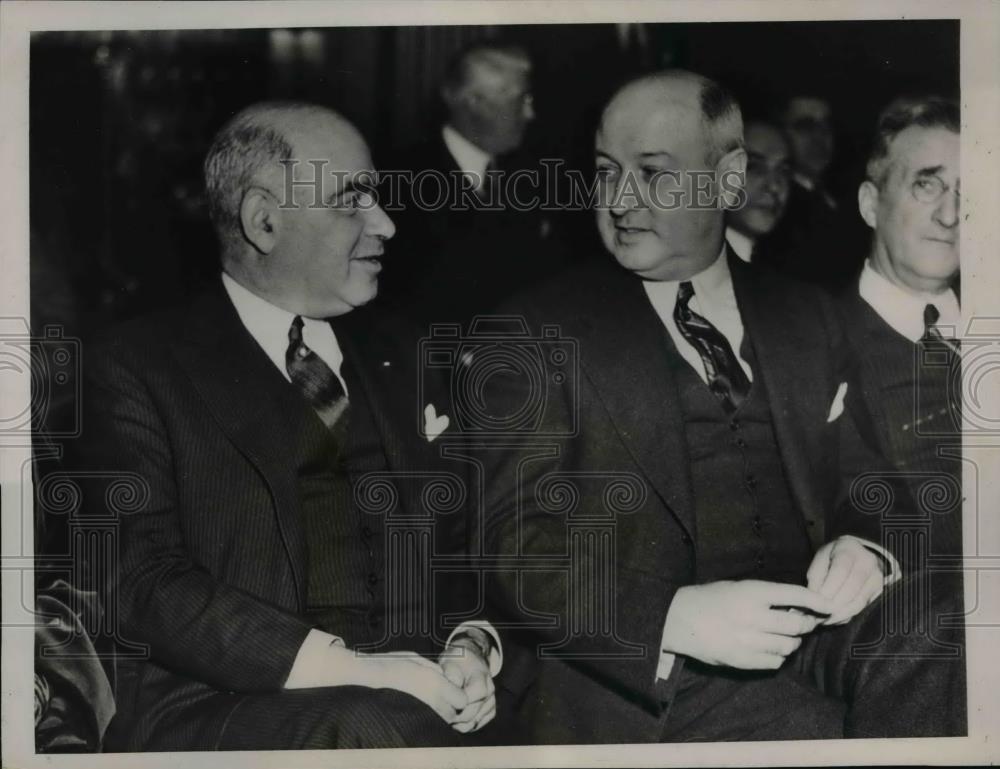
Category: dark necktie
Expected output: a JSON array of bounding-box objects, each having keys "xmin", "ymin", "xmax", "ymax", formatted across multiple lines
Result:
[
  {"xmin": 673, "ymin": 281, "xmax": 751, "ymax": 413},
  {"xmin": 286, "ymin": 316, "xmax": 350, "ymax": 439},
  {"xmin": 921, "ymin": 303, "xmax": 960, "ymax": 355}
]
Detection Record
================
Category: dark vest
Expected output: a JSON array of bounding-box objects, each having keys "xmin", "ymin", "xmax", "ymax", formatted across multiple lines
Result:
[
  {"xmin": 665, "ymin": 332, "xmax": 813, "ymax": 584},
  {"xmin": 857, "ymin": 307, "xmax": 962, "ymax": 554},
  {"xmin": 281, "ymin": 354, "xmax": 438, "ymax": 653}
]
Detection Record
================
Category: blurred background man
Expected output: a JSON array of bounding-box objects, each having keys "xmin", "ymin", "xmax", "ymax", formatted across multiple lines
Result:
[
  {"xmin": 380, "ymin": 40, "xmax": 568, "ymax": 329},
  {"xmin": 840, "ymin": 95, "xmax": 962, "ymax": 556},
  {"xmin": 762, "ymin": 94, "xmax": 869, "ymax": 292},
  {"xmin": 725, "ymin": 120, "xmax": 793, "ymax": 263}
]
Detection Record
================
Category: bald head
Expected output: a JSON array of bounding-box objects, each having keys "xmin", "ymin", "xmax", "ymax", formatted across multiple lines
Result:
[
  {"xmin": 600, "ymin": 70, "xmax": 744, "ymax": 166},
  {"xmin": 594, "ymin": 70, "xmax": 747, "ymax": 282},
  {"xmin": 204, "ymin": 102, "xmax": 364, "ymax": 254}
]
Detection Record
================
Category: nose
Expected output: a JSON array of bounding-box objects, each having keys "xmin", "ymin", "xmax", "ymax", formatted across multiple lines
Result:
[
  {"xmin": 366, "ymin": 201, "xmax": 396, "ymax": 241},
  {"xmin": 608, "ymin": 173, "xmax": 642, "ymax": 218},
  {"xmin": 933, "ymin": 187, "xmax": 960, "ymax": 229}
]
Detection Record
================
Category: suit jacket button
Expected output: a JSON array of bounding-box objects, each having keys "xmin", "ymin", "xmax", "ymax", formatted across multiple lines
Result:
[{"xmin": 367, "ymin": 573, "xmax": 379, "ymax": 586}]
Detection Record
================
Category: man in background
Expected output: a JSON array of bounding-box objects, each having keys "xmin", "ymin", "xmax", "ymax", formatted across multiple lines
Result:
[
  {"xmin": 381, "ymin": 40, "xmax": 567, "ymax": 329},
  {"xmin": 725, "ymin": 120, "xmax": 793, "ymax": 263},
  {"xmin": 764, "ymin": 94, "xmax": 867, "ymax": 292},
  {"xmin": 841, "ymin": 95, "xmax": 962, "ymax": 557}
]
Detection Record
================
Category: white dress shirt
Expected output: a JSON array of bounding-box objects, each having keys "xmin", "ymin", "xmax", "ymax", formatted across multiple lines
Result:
[
  {"xmin": 643, "ymin": 245, "xmax": 754, "ymax": 384},
  {"xmin": 442, "ymin": 123, "xmax": 492, "ymax": 190},
  {"xmin": 642, "ymin": 250, "xmax": 899, "ymax": 682},
  {"xmin": 725, "ymin": 226, "xmax": 755, "ymax": 263},
  {"xmin": 222, "ymin": 271, "xmax": 349, "ymax": 395},
  {"xmin": 221, "ymin": 272, "xmax": 502, "ymax": 683},
  {"xmin": 858, "ymin": 260, "xmax": 961, "ymax": 342}
]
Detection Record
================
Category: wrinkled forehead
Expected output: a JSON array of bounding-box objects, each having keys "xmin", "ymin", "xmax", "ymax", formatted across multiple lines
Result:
[
  {"xmin": 596, "ymin": 95, "xmax": 705, "ymax": 158},
  {"xmin": 886, "ymin": 125, "xmax": 960, "ymax": 179},
  {"xmin": 284, "ymin": 117, "xmax": 374, "ymax": 182}
]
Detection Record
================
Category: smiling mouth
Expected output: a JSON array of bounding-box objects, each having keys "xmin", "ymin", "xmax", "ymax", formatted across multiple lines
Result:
[
  {"xmin": 925, "ymin": 237, "xmax": 956, "ymax": 246},
  {"xmin": 615, "ymin": 226, "xmax": 650, "ymax": 236},
  {"xmin": 354, "ymin": 255, "xmax": 383, "ymax": 267}
]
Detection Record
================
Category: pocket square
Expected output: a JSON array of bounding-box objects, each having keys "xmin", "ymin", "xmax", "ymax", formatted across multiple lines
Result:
[
  {"xmin": 423, "ymin": 404, "xmax": 450, "ymax": 442},
  {"xmin": 827, "ymin": 382, "xmax": 848, "ymax": 423}
]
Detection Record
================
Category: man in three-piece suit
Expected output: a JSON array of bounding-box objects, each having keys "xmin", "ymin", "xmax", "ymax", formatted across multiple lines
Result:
[
  {"xmin": 840, "ymin": 95, "xmax": 962, "ymax": 556},
  {"xmin": 481, "ymin": 70, "xmax": 965, "ymax": 743},
  {"xmin": 76, "ymin": 103, "xmax": 501, "ymax": 751},
  {"xmin": 380, "ymin": 40, "xmax": 567, "ymax": 329}
]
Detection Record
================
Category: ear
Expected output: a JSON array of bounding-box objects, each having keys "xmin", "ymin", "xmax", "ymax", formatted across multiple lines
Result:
[
  {"xmin": 239, "ymin": 186, "xmax": 279, "ymax": 255},
  {"xmin": 858, "ymin": 180, "xmax": 879, "ymax": 230},
  {"xmin": 717, "ymin": 147, "xmax": 747, "ymax": 209}
]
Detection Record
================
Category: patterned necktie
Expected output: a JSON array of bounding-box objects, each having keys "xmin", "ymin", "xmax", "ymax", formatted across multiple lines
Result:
[
  {"xmin": 673, "ymin": 281, "xmax": 752, "ymax": 413},
  {"xmin": 286, "ymin": 316, "xmax": 350, "ymax": 439},
  {"xmin": 922, "ymin": 303, "xmax": 960, "ymax": 355}
]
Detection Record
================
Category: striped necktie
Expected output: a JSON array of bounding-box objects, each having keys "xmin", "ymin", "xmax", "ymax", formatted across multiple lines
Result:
[
  {"xmin": 673, "ymin": 280, "xmax": 752, "ymax": 413},
  {"xmin": 286, "ymin": 316, "xmax": 350, "ymax": 440}
]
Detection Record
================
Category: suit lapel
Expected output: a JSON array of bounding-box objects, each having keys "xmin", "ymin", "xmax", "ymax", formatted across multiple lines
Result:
[
  {"xmin": 333, "ymin": 310, "xmax": 445, "ymax": 498},
  {"xmin": 571, "ymin": 266, "xmax": 696, "ymax": 539},
  {"xmin": 729, "ymin": 253, "xmax": 826, "ymax": 545},
  {"xmin": 169, "ymin": 283, "xmax": 309, "ymax": 606}
]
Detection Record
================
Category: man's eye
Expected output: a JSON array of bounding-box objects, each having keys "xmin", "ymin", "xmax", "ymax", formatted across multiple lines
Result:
[{"xmin": 595, "ymin": 166, "xmax": 619, "ymax": 180}]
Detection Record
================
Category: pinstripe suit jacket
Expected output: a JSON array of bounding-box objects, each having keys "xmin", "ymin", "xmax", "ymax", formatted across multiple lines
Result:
[{"xmin": 75, "ymin": 282, "xmax": 473, "ymax": 749}]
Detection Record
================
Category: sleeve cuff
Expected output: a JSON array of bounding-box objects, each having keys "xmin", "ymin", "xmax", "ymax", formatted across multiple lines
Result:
[
  {"xmin": 446, "ymin": 620, "xmax": 503, "ymax": 677},
  {"xmin": 843, "ymin": 535, "xmax": 902, "ymax": 587},
  {"xmin": 284, "ymin": 628, "xmax": 345, "ymax": 689}
]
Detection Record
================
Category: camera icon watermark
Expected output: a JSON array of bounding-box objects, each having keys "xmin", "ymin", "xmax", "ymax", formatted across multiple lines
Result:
[
  {"xmin": 0, "ymin": 318, "xmax": 81, "ymax": 438},
  {"xmin": 418, "ymin": 316, "xmax": 578, "ymax": 439}
]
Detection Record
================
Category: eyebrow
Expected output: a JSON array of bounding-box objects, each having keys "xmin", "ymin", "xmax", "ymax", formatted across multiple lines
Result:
[
  {"xmin": 915, "ymin": 165, "xmax": 946, "ymax": 177},
  {"xmin": 638, "ymin": 152, "xmax": 676, "ymax": 161}
]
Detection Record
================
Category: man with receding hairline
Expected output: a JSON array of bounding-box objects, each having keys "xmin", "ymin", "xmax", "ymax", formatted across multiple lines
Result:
[
  {"xmin": 481, "ymin": 70, "xmax": 965, "ymax": 743},
  {"xmin": 76, "ymin": 101, "xmax": 503, "ymax": 751},
  {"xmin": 381, "ymin": 40, "xmax": 566, "ymax": 329}
]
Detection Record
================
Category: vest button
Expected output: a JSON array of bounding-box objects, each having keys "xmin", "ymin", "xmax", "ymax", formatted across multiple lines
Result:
[
  {"xmin": 752, "ymin": 517, "xmax": 762, "ymax": 533},
  {"xmin": 361, "ymin": 526, "xmax": 373, "ymax": 538},
  {"xmin": 735, "ymin": 437, "xmax": 747, "ymax": 448},
  {"xmin": 681, "ymin": 533, "xmax": 692, "ymax": 545},
  {"xmin": 746, "ymin": 474, "xmax": 757, "ymax": 489},
  {"xmin": 367, "ymin": 573, "xmax": 378, "ymax": 586},
  {"xmin": 755, "ymin": 556, "xmax": 765, "ymax": 569},
  {"xmin": 729, "ymin": 418, "xmax": 741, "ymax": 431}
]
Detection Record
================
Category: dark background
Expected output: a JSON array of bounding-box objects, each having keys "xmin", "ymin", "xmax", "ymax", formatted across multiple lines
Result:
[{"xmin": 30, "ymin": 20, "xmax": 959, "ymax": 341}]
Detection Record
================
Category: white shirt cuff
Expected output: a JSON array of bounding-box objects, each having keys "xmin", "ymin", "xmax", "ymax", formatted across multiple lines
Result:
[
  {"xmin": 446, "ymin": 620, "xmax": 503, "ymax": 677},
  {"xmin": 843, "ymin": 535, "xmax": 902, "ymax": 586},
  {"xmin": 284, "ymin": 628, "xmax": 345, "ymax": 689}
]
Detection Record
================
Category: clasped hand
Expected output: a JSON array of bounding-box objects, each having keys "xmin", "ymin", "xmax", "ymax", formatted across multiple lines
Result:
[
  {"xmin": 351, "ymin": 640, "xmax": 494, "ymax": 732},
  {"xmin": 662, "ymin": 537, "xmax": 884, "ymax": 669}
]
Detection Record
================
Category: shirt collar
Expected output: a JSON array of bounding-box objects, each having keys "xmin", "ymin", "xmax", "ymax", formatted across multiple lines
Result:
[
  {"xmin": 725, "ymin": 226, "xmax": 754, "ymax": 263},
  {"xmin": 858, "ymin": 260, "xmax": 961, "ymax": 342},
  {"xmin": 222, "ymin": 271, "xmax": 297, "ymax": 375},
  {"xmin": 442, "ymin": 124, "xmax": 492, "ymax": 180}
]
